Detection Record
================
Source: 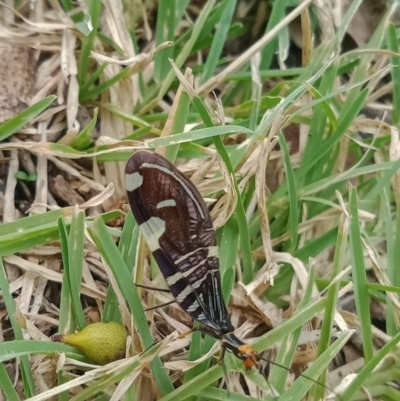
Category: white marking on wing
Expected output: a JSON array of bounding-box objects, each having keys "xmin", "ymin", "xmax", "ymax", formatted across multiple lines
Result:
[
  {"xmin": 198, "ymin": 293, "xmax": 204, "ymax": 304},
  {"xmin": 207, "ymin": 245, "xmax": 219, "ymax": 258},
  {"xmin": 125, "ymin": 172, "xmax": 143, "ymax": 191},
  {"xmin": 187, "ymin": 300, "xmax": 200, "ymax": 313},
  {"xmin": 182, "ymin": 260, "xmax": 207, "ymax": 278},
  {"xmin": 156, "ymin": 199, "xmax": 177, "ymax": 209},
  {"xmin": 175, "ymin": 247, "xmax": 203, "ymax": 265},
  {"xmin": 176, "ymin": 286, "xmax": 193, "ymax": 303},
  {"xmin": 166, "ymin": 272, "xmax": 182, "ymax": 286},
  {"xmin": 141, "ymin": 162, "xmax": 205, "ymax": 218},
  {"xmin": 140, "ymin": 217, "xmax": 165, "ymax": 252},
  {"xmin": 192, "ymin": 269, "xmax": 218, "ymax": 289},
  {"xmin": 174, "ymin": 247, "xmax": 217, "ymax": 267},
  {"xmin": 191, "ymin": 234, "xmax": 197, "ymax": 239},
  {"xmin": 192, "ymin": 279, "xmax": 202, "ymax": 289}
]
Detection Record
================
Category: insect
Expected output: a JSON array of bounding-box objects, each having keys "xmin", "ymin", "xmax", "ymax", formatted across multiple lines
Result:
[
  {"xmin": 125, "ymin": 151, "xmax": 344, "ymax": 400},
  {"xmin": 125, "ymin": 151, "xmax": 258, "ymax": 369}
]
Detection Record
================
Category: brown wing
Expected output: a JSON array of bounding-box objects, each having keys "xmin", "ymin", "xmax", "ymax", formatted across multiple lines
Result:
[{"xmin": 125, "ymin": 151, "xmax": 233, "ymax": 336}]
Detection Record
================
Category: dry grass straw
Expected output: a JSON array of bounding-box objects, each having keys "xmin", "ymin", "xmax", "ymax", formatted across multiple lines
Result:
[{"xmin": 1, "ymin": 0, "xmax": 399, "ymax": 400}]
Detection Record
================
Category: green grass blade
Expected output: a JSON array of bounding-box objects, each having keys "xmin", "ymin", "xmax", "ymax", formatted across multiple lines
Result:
[
  {"xmin": 0, "ymin": 95, "xmax": 56, "ymax": 141},
  {"xmin": 278, "ymin": 331, "xmax": 353, "ymax": 401},
  {"xmin": 0, "ymin": 340, "xmax": 79, "ymax": 363},
  {"xmin": 260, "ymin": 0, "xmax": 290, "ymax": 69},
  {"xmin": 0, "ymin": 363, "xmax": 21, "ymax": 401},
  {"xmin": 267, "ymin": 87, "xmax": 369, "ymax": 207},
  {"xmin": 387, "ymin": 23, "xmax": 400, "ymax": 125},
  {"xmin": 386, "ymin": 23, "xmax": 400, "ymax": 337},
  {"xmin": 164, "ymin": 78, "xmax": 191, "ymax": 163},
  {"xmin": 78, "ymin": 0, "xmax": 102, "ymax": 85},
  {"xmin": 255, "ymin": 297, "xmax": 327, "ymax": 354},
  {"xmin": 79, "ymin": 63, "xmax": 107, "ymax": 92},
  {"xmin": 187, "ymin": 94, "xmax": 253, "ymax": 283},
  {"xmin": 103, "ymin": 212, "xmax": 138, "ymax": 322},
  {"xmin": 57, "ymin": 217, "xmax": 76, "ymax": 334},
  {"xmin": 182, "ymin": 329, "xmax": 203, "ymax": 392},
  {"xmin": 380, "ymin": 181, "xmax": 397, "ymax": 334},
  {"xmin": 312, "ymin": 213, "xmax": 348, "ymax": 400},
  {"xmin": 269, "ymin": 264, "xmax": 316, "ymax": 393},
  {"xmin": 340, "ymin": 330, "xmax": 400, "ymax": 400},
  {"xmin": 349, "ymin": 187, "xmax": 373, "ymax": 362},
  {"xmin": 0, "ymin": 223, "xmax": 60, "ymax": 257},
  {"xmin": 66, "ymin": 210, "xmax": 86, "ymax": 329},
  {"xmin": 71, "ymin": 108, "xmax": 97, "ymax": 150},
  {"xmin": 0, "ymin": 259, "xmax": 36, "ymax": 397},
  {"xmin": 149, "ymin": 0, "xmax": 217, "ymax": 110},
  {"xmin": 336, "ymin": 0, "xmax": 363, "ymax": 42},
  {"xmin": 154, "ymin": 1, "xmax": 175, "ymax": 82},
  {"xmin": 79, "ymin": 67, "xmax": 131, "ymax": 102},
  {"xmin": 278, "ymin": 132, "xmax": 298, "ymax": 251},
  {"xmin": 219, "ymin": 216, "xmax": 239, "ymax": 300},
  {"xmin": 199, "ymin": 387, "xmax": 260, "ymax": 401},
  {"xmin": 101, "ymin": 103, "xmax": 157, "ymax": 133},
  {"xmin": 301, "ymin": 63, "xmax": 338, "ymax": 186},
  {"xmin": 147, "ymin": 125, "xmax": 253, "ymax": 148},
  {"xmin": 201, "ymin": 0, "xmax": 238, "ymax": 83},
  {"xmin": 214, "ymin": 135, "xmax": 253, "ymax": 283},
  {"xmin": 158, "ymin": 364, "xmax": 224, "ymax": 401}
]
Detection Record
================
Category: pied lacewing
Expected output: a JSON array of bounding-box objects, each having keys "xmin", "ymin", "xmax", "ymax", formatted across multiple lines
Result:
[{"xmin": 125, "ymin": 151, "xmax": 258, "ymax": 368}]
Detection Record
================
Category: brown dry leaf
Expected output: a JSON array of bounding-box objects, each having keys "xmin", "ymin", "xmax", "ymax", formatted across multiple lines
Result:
[
  {"xmin": 272, "ymin": 252, "xmax": 318, "ymax": 296},
  {"xmin": 256, "ymin": 140, "xmax": 275, "ymax": 272},
  {"xmin": 235, "ymin": 282, "xmax": 280, "ymax": 328},
  {"xmin": 189, "ymin": 155, "xmax": 218, "ymax": 187},
  {"xmin": 4, "ymin": 255, "xmax": 105, "ymax": 299},
  {"xmin": 80, "ymin": 183, "xmax": 115, "ymax": 209},
  {"xmin": 49, "ymin": 175, "xmax": 85, "ymax": 206},
  {"xmin": 111, "ymin": 371, "xmax": 142, "ymax": 401},
  {"xmin": 156, "ymin": 67, "xmax": 194, "ymax": 157},
  {"xmin": 0, "ymin": 45, "xmax": 37, "ymax": 123},
  {"xmin": 255, "ymin": 116, "xmax": 283, "ymax": 282},
  {"xmin": 91, "ymin": 41, "xmax": 173, "ymax": 71},
  {"xmin": 209, "ymin": 155, "xmax": 237, "ymax": 229},
  {"xmin": 351, "ymin": 117, "xmax": 392, "ymax": 136},
  {"xmin": 0, "ymin": 139, "xmax": 144, "ymax": 161}
]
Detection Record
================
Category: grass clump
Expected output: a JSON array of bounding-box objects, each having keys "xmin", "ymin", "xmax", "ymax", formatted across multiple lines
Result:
[{"xmin": 0, "ymin": 1, "xmax": 400, "ymax": 401}]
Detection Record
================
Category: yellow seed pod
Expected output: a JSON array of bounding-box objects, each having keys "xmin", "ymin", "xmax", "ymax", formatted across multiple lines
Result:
[{"xmin": 53, "ymin": 321, "xmax": 127, "ymax": 365}]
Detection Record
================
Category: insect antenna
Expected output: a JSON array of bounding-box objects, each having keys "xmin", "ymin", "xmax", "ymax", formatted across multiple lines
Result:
[{"xmin": 257, "ymin": 354, "xmax": 344, "ymax": 401}]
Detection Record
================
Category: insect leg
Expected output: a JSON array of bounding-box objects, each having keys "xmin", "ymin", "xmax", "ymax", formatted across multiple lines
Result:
[
  {"xmin": 219, "ymin": 341, "xmax": 227, "ymax": 365},
  {"xmin": 134, "ymin": 283, "xmax": 171, "ymax": 293},
  {"xmin": 144, "ymin": 299, "xmax": 177, "ymax": 311}
]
